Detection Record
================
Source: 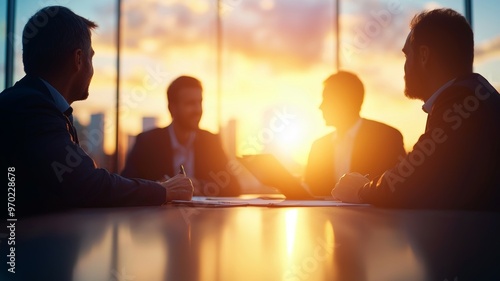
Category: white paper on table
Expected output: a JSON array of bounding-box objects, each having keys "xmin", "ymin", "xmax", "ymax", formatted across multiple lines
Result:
[{"xmin": 171, "ymin": 196, "xmax": 369, "ymax": 207}]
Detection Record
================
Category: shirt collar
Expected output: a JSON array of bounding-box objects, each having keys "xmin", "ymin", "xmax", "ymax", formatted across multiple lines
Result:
[
  {"xmin": 40, "ymin": 78, "xmax": 71, "ymax": 114},
  {"xmin": 345, "ymin": 118, "xmax": 362, "ymax": 139},
  {"xmin": 332, "ymin": 118, "xmax": 363, "ymax": 141},
  {"xmin": 422, "ymin": 78, "xmax": 456, "ymax": 114},
  {"xmin": 168, "ymin": 125, "xmax": 196, "ymax": 149}
]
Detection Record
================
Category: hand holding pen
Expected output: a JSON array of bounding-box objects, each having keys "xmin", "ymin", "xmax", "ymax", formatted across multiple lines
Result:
[
  {"xmin": 160, "ymin": 164, "xmax": 194, "ymax": 202},
  {"xmin": 161, "ymin": 164, "xmax": 186, "ymax": 180}
]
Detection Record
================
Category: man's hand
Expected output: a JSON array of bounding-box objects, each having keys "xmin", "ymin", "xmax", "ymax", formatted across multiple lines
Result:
[
  {"xmin": 160, "ymin": 174, "xmax": 194, "ymax": 202},
  {"xmin": 331, "ymin": 172, "xmax": 369, "ymax": 203}
]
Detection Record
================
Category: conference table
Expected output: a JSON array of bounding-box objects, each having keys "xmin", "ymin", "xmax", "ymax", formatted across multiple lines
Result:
[{"xmin": 3, "ymin": 196, "xmax": 500, "ymax": 281}]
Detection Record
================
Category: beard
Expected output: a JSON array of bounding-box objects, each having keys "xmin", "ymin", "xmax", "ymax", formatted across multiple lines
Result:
[
  {"xmin": 178, "ymin": 114, "xmax": 201, "ymax": 131},
  {"xmin": 404, "ymin": 67, "xmax": 427, "ymax": 101}
]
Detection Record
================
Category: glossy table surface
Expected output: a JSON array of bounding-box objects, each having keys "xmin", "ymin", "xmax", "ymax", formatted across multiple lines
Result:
[{"xmin": 2, "ymin": 202, "xmax": 500, "ymax": 281}]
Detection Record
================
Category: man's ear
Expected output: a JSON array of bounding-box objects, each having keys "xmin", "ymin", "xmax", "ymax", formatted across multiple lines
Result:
[
  {"xmin": 72, "ymin": 49, "xmax": 83, "ymax": 72},
  {"xmin": 418, "ymin": 45, "xmax": 430, "ymax": 68}
]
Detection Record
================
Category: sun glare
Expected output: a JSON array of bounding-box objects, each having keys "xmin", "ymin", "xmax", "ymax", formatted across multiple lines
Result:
[{"xmin": 275, "ymin": 120, "xmax": 303, "ymax": 148}]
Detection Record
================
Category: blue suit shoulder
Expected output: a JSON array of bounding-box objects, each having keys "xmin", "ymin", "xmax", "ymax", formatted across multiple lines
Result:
[{"xmin": 0, "ymin": 76, "xmax": 54, "ymax": 110}]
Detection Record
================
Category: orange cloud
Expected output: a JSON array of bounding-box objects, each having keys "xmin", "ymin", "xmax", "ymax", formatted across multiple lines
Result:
[{"xmin": 475, "ymin": 36, "xmax": 500, "ymax": 64}]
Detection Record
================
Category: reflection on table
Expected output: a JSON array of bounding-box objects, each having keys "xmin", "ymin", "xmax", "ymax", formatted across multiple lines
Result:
[{"xmin": 4, "ymin": 202, "xmax": 500, "ymax": 281}]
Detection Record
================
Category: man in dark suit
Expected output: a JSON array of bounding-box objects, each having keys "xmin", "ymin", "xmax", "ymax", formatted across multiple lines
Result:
[
  {"xmin": 122, "ymin": 76, "xmax": 241, "ymax": 196},
  {"xmin": 305, "ymin": 71, "xmax": 406, "ymax": 196},
  {"xmin": 0, "ymin": 6, "xmax": 193, "ymax": 216},
  {"xmin": 333, "ymin": 9, "xmax": 500, "ymax": 210}
]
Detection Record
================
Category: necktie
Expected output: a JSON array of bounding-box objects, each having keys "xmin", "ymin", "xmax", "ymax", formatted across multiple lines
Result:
[{"xmin": 63, "ymin": 107, "xmax": 79, "ymax": 144}]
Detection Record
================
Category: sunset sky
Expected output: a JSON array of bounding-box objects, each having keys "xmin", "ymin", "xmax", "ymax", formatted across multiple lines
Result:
[{"xmin": 2, "ymin": 0, "xmax": 500, "ymax": 172}]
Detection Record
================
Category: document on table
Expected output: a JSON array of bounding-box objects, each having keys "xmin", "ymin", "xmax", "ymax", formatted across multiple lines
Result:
[{"xmin": 171, "ymin": 196, "xmax": 370, "ymax": 207}]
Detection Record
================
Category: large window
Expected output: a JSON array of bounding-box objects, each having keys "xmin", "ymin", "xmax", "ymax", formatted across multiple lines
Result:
[
  {"xmin": 473, "ymin": 1, "xmax": 500, "ymax": 91},
  {"xmin": 0, "ymin": 0, "xmax": 7, "ymax": 88},
  {"xmin": 2, "ymin": 0, "xmax": 499, "ymax": 178}
]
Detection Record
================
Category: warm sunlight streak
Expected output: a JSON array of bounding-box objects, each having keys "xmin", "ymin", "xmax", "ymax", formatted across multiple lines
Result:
[
  {"xmin": 285, "ymin": 209, "xmax": 299, "ymax": 256},
  {"xmin": 365, "ymin": 231, "xmax": 425, "ymax": 281},
  {"xmin": 72, "ymin": 222, "xmax": 168, "ymax": 281},
  {"xmin": 200, "ymin": 230, "xmax": 218, "ymax": 280},
  {"xmin": 324, "ymin": 220, "xmax": 335, "ymax": 254},
  {"xmin": 119, "ymin": 223, "xmax": 167, "ymax": 280},
  {"xmin": 73, "ymin": 226, "xmax": 112, "ymax": 281}
]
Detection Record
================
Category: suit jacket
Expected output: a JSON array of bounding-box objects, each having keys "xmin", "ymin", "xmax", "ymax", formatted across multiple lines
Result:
[
  {"xmin": 0, "ymin": 75, "xmax": 166, "ymax": 216},
  {"xmin": 305, "ymin": 119, "xmax": 406, "ymax": 196},
  {"xmin": 121, "ymin": 126, "xmax": 241, "ymax": 196},
  {"xmin": 360, "ymin": 73, "xmax": 500, "ymax": 211}
]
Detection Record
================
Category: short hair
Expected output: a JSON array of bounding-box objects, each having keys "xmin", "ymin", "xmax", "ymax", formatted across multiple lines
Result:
[
  {"xmin": 323, "ymin": 71, "xmax": 365, "ymax": 112},
  {"xmin": 167, "ymin": 76, "xmax": 203, "ymax": 104},
  {"xmin": 410, "ymin": 8, "xmax": 473, "ymax": 75},
  {"xmin": 22, "ymin": 6, "xmax": 97, "ymax": 76}
]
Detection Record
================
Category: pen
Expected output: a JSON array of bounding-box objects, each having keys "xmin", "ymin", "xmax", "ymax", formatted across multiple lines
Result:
[{"xmin": 180, "ymin": 164, "xmax": 186, "ymax": 176}]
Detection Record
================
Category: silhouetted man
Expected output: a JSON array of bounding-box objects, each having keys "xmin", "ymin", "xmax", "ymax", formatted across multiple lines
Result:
[
  {"xmin": 0, "ymin": 6, "xmax": 193, "ymax": 216},
  {"xmin": 122, "ymin": 76, "xmax": 241, "ymax": 196},
  {"xmin": 333, "ymin": 9, "xmax": 500, "ymax": 211},
  {"xmin": 305, "ymin": 71, "xmax": 406, "ymax": 196}
]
